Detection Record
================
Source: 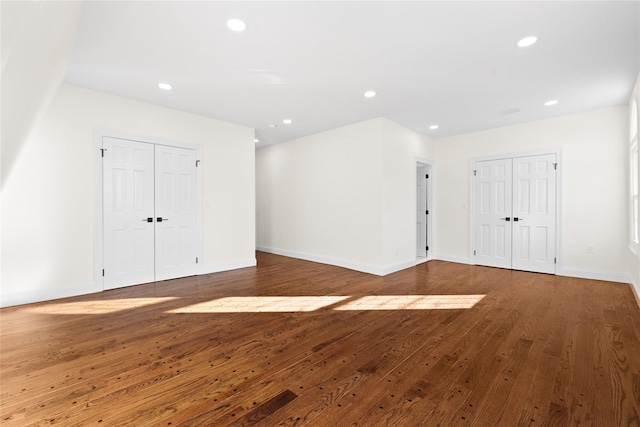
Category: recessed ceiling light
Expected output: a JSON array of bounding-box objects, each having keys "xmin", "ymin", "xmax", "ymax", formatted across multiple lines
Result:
[
  {"xmin": 364, "ymin": 91, "xmax": 376, "ymax": 98},
  {"xmin": 429, "ymin": 125, "xmax": 439, "ymax": 130},
  {"xmin": 158, "ymin": 83, "xmax": 172, "ymax": 90},
  {"xmin": 517, "ymin": 36, "xmax": 537, "ymax": 48},
  {"xmin": 254, "ymin": 139, "xmax": 259, "ymax": 143},
  {"xmin": 544, "ymin": 99, "xmax": 558, "ymax": 106},
  {"xmin": 227, "ymin": 19, "xmax": 246, "ymax": 32},
  {"xmin": 268, "ymin": 124, "xmax": 277, "ymax": 128},
  {"xmin": 282, "ymin": 119, "xmax": 292, "ymax": 124}
]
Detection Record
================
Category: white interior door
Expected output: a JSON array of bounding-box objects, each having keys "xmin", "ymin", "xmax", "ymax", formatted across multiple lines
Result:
[
  {"xmin": 512, "ymin": 154, "xmax": 556, "ymax": 274},
  {"xmin": 103, "ymin": 137, "xmax": 155, "ymax": 290},
  {"xmin": 474, "ymin": 154, "xmax": 557, "ymax": 274},
  {"xmin": 416, "ymin": 168, "xmax": 428, "ymax": 258},
  {"xmin": 155, "ymin": 145, "xmax": 198, "ymax": 281},
  {"xmin": 474, "ymin": 158, "xmax": 513, "ymax": 269},
  {"xmin": 103, "ymin": 138, "xmax": 198, "ymax": 289}
]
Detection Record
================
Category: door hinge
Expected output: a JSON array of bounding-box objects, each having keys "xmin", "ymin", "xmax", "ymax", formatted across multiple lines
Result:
[
  {"xmin": 196, "ymin": 257, "xmax": 199, "ymax": 264},
  {"xmin": 196, "ymin": 160, "xmax": 200, "ymax": 167},
  {"xmin": 100, "ymin": 148, "xmax": 106, "ymax": 157},
  {"xmin": 474, "ymin": 250, "xmax": 476, "ymax": 256},
  {"xmin": 554, "ymin": 257, "xmax": 557, "ymax": 264},
  {"xmin": 553, "ymin": 162, "xmax": 557, "ymax": 170},
  {"xmin": 102, "ymin": 269, "xmax": 105, "ymax": 277},
  {"xmin": 473, "ymin": 170, "xmax": 477, "ymax": 176},
  {"xmin": 425, "ymin": 174, "xmax": 429, "ymax": 179},
  {"xmin": 426, "ymin": 246, "xmax": 429, "ymax": 251}
]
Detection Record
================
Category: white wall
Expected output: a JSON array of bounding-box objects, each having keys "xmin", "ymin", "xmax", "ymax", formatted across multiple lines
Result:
[
  {"xmin": 380, "ymin": 119, "xmax": 433, "ymax": 268},
  {"xmin": 256, "ymin": 118, "xmax": 385, "ymax": 272},
  {"xmin": 434, "ymin": 106, "xmax": 629, "ymax": 281},
  {"xmin": 628, "ymin": 71, "xmax": 640, "ymax": 298},
  {"xmin": 256, "ymin": 117, "xmax": 433, "ymax": 275},
  {"xmin": 1, "ymin": 1, "xmax": 84, "ymax": 300},
  {"xmin": 1, "ymin": 84, "xmax": 256, "ymax": 306}
]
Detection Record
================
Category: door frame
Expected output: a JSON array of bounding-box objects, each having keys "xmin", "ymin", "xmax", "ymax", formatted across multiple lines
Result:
[
  {"xmin": 415, "ymin": 158, "xmax": 434, "ymax": 264},
  {"xmin": 93, "ymin": 128, "xmax": 203, "ymax": 290},
  {"xmin": 469, "ymin": 148, "xmax": 563, "ymax": 272}
]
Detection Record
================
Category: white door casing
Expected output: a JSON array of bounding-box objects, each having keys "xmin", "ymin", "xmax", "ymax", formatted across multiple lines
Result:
[
  {"xmin": 99, "ymin": 134, "xmax": 200, "ymax": 290},
  {"xmin": 473, "ymin": 153, "xmax": 557, "ymax": 274},
  {"xmin": 103, "ymin": 137, "xmax": 155, "ymax": 290},
  {"xmin": 474, "ymin": 158, "xmax": 513, "ymax": 269},
  {"xmin": 155, "ymin": 144, "xmax": 198, "ymax": 281}
]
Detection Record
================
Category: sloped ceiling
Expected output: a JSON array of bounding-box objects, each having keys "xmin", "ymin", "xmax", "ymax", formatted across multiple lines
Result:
[{"xmin": 1, "ymin": 0, "xmax": 84, "ymax": 184}]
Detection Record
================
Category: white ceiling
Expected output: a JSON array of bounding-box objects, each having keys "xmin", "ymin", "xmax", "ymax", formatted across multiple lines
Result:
[{"xmin": 65, "ymin": 1, "xmax": 640, "ymax": 147}]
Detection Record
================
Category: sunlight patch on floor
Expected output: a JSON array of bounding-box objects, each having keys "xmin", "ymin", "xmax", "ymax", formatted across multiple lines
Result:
[
  {"xmin": 333, "ymin": 295, "xmax": 486, "ymax": 310},
  {"xmin": 168, "ymin": 296, "xmax": 350, "ymax": 313},
  {"xmin": 25, "ymin": 297, "xmax": 179, "ymax": 314},
  {"xmin": 168, "ymin": 294, "xmax": 485, "ymax": 313}
]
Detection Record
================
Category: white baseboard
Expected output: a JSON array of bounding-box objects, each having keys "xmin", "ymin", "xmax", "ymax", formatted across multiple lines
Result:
[
  {"xmin": 200, "ymin": 258, "xmax": 257, "ymax": 275},
  {"xmin": 430, "ymin": 256, "xmax": 632, "ymax": 286},
  {"xmin": 557, "ymin": 268, "xmax": 632, "ymax": 284},
  {"xmin": 257, "ymin": 245, "xmax": 415, "ymax": 276},
  {"xmin": 415, "ymin": 257, "xmax": 430, "ymax": 265},
  {"xmin": 382, "ymin": 259, "xmax": 419, "ymax": 275},
  {"xmin": 433, "ymin": 253, "xmax": 472, "ymax": 265},
  {"xmin": 5, "ymin": 256, "xmax": 633, "ymax": 308},
  {"xmin": 0, "ymin": 281, "xmax": 102, "ymax": 308},
  {"xmin": 1, "ymin": 258, "xmax": 259, "ymax": 308}
]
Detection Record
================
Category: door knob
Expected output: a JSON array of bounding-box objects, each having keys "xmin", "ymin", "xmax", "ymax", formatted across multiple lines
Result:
[
  {"xmin": 500, "ymin": 217, "xmax": 511, "ymax": 221},
  {"xmin": 142, "ymin": 217, "xmax": 153, "ymax": 222},
  {"xmin": 157, "ymin": 217, "xmax": 169, "ymax": 222}
]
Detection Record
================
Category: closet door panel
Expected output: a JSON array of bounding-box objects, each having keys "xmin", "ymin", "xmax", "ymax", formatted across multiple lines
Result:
[
  {"xmin": 512, "ymin": 154, "xmax": 556, "ymax": 274},
  {"xmin": 474, "ymin": 158, "xmax": 513, "ymax": 269},
  {"xmin": 155, "ymin": 145, "xmax": 198, "ymax": 281}
]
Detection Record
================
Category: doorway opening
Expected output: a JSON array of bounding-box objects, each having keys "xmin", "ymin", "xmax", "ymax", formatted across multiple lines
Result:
[{"xmin": 415, "ymin": 159, "xmax": 433, "ymax": 264}]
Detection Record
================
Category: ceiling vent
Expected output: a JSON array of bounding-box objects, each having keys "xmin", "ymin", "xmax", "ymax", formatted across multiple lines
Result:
[{"xmin": 499, "ymin": 108, "xmax": 521, "ymax": 115}]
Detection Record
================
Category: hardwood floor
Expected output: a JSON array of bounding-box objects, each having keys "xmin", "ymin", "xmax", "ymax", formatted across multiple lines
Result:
[{"xmin": 1, "ymin": 252, "xmax": 639, "ymax": 426}]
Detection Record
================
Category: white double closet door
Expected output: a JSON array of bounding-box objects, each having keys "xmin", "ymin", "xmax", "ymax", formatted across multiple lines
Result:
[
  {"xmin": 103, "ymin": 137, "xmax": 198, "ymax": 290},
  {"xmin": 474, "ymin": 153, "xmax": 557, "ymax": 274}
]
